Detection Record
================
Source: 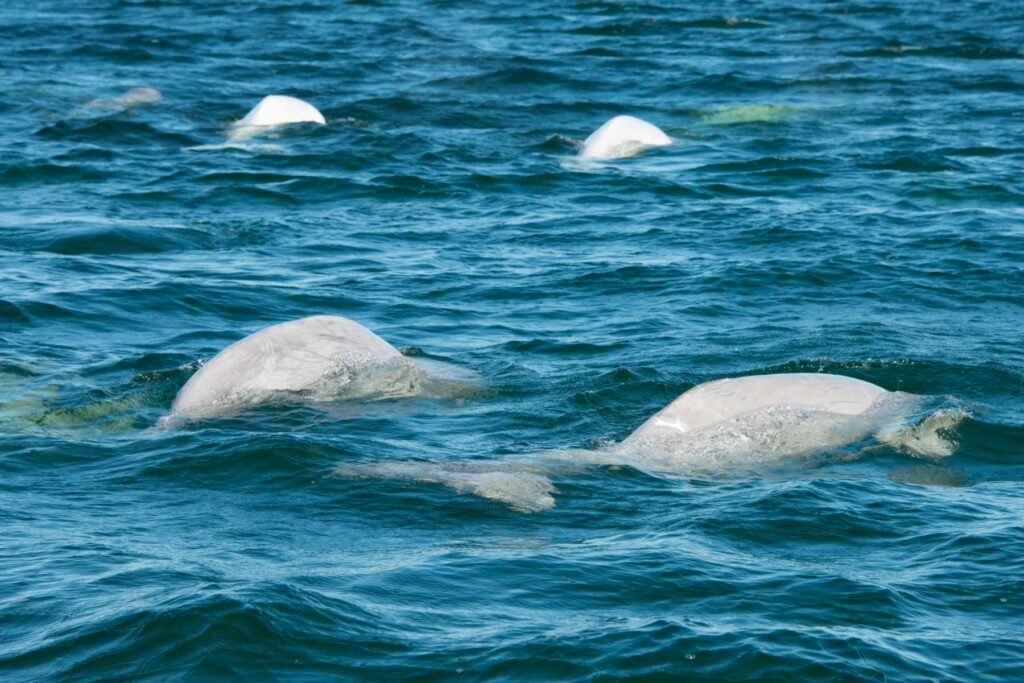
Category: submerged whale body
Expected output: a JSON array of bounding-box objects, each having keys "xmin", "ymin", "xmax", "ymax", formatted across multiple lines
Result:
[
  {"xmin": 578, "ymin": 115, "xmax": 672, "ymax": 159},
  {"xmin": 338, "ymin": 373, "xmax": 960, "ymax": 512},
  {"xmin": 164, "ymin": 315, "xmax": 475, "ymax": 423},
  {"xmin": 86, "ymin": 87, "xmax": 162, "ymax": 110},
  {"xmin": 114, "ymin": 87, "xmax": 162, "ymax": 106},
  {"xmin": 237, "ymin": 95, "xmax": 325, "ymax": 128}
]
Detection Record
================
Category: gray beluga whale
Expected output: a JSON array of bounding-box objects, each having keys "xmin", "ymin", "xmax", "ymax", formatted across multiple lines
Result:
[
  {"xmin": 112, "ymin": 87, "xmax": 162, "ymax": 106},
  {"xmin": 578, "ymin": 115, "xmax": 673, "ymax": 160},
  {"xmin": 229, "ymin": 95, "xmax": 325, "ymax": 140},
  {"xmin": 85, "ymin": 87, "xmax": 162, "ymax": 110},
  {"xmin": 162, "ymin": 315, "xmax": 479, "ymax": 425},
  {"xmin": 337, "ymin": 373, "xmax": 961, "ymax": 512}
]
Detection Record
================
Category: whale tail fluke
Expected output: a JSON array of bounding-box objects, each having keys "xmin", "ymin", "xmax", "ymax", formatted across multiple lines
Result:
[{"xmin": 334, "ymin": 459, "xmax": 559, "ymax": 513}]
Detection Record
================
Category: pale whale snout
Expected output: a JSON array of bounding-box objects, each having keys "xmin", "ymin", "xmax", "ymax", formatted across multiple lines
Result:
[{"xmin": 578, "ymin": 115, "xmax": 673, "ymax": 160}]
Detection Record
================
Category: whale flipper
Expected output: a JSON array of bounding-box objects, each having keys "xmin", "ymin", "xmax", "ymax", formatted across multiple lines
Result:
[
  {"xmin": 337, "ymin": 460, "xmax": 560, "ymax": 513},
  {"xmin": 578, "ymin": 115, "xmax": 672, "ymax": 159}
]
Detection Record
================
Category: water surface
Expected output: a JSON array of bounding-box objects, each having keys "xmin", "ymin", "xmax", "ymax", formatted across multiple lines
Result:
[{"xmin": 1, "ymin": 0, "xmax": 1023, "ymax": 680}]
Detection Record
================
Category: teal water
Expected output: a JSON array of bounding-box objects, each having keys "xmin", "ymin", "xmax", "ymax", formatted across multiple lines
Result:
[{"xmin": 2, "ymin": 0, "xmax": 1023, "ymax": 680}]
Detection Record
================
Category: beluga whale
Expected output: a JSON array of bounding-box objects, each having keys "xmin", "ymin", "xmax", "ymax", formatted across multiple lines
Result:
[
  {"xmin": 112, "ymin": 87, "xmax": 163, "ymax": 106},
  {"xmin": 578, "ymin": 115, "xmax": 673, "ymax": 160},
  {"xmin": 337, "ymin": 373, "xmax": 961, "ymax": 512},
  {"xmin": 85, "ymin": 87, "xmax": 163, "ymax": 110},
  {"xmin": 229, "ymin": 95, "xmax": 325, "ymax": 140},
  {"xmin": 162, "ymin": 315, "xmax": 479, "ymax": 425}
]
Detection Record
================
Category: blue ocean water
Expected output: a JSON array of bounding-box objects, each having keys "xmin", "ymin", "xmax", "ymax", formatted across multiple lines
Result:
[{"xmin": 2, "ymin": 0, "xmax": 1023, "ymax": 680}]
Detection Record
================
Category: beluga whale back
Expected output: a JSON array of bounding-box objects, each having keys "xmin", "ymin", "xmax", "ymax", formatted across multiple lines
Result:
[
  {"xmin": 229, "ymin": 95, "xmax": 325, "ymax": 140},
  {"xmin": 163, "ymin": 315, "xmax": 479, "ymax": 425},
  {"xmin": 615, "ymin": 373, "xmax": 932, "ymax": 467},
  {"xmin": 114, "ymin": 87, "xmax": 162, "ymax": 106},
  {"xmin": 578, "ymin": 115, "xmax": 672, "ymax": 160},
  {"xmin": 84, "ymin": 87, "xmax": 162, "ymax": 112},
  {"xmin": 625, "ymin": 374, "xmax": 886, "ymax": 444}
]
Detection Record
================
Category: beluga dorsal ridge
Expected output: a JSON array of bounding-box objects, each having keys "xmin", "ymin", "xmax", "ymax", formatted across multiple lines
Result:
[
  {"xmin": 239, "ymin": 95, "xmax": 326, "ymax": 127},
  {"xmin": 112, "ymin": 86, "xmax": 162, "ymax": 106},
  {"xmin": 162, "ymin": 315, "xmax": 479, "ymax": 425},
  {"xmin": 229, "ymin": 95, "xmax": 325, "ymax": 140},
  {"xmin": 617, "ymin": 373, "xmax": 956, "ymax": 464},
  {"xmin": 627, "ymin": 373, "xmax": 887, "ymax": 439},
  {"xmin": 85, "ymin": 87, "xmax": 162, "ymax": 110},
  {"xmin": 578, "ymin": 115, "xmax": 672, "ymax": 160}
]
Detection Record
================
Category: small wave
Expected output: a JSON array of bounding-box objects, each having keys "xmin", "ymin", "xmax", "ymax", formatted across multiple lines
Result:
[
  {"xmin": 36, "ymin": 118, "xmax": 196, "ymax": 147},
  {"xmin": 848, "ymin": 43, "xmax": 1023, "ymax": 60},
  {"xmin": 570, "ymin": 17, "xmax": 768, "ymax": 36},
  {"xmin": 860, "ymin": 152, "xmax": 967, "ymax": 173},
  {"xmin": 184, "ymin": 141, "xmax": 290, "ymax": 154}
]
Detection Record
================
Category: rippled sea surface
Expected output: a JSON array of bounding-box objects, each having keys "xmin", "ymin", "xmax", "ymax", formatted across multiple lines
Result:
[{"xmin": 2, "ymin": 0, "xmax": 1023, "ymax": 680}]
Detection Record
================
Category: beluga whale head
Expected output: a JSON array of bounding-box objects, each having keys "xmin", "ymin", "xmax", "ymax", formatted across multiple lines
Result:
[
  {"xmin": 578, "ymin": 115, "xmax": 673, "ymax": 160},
  {"xmin": 161, "ymin": 315, "xmax": 480, "ymax": 426},
  {"xmin": 229, "ymin": 95, "xmax": 325, "ymax": 140}
]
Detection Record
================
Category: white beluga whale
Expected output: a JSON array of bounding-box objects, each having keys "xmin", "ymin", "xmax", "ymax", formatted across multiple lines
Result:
[
  {"xmin": 229, "ymin": 95, "xmax": 325, "ymax": 140},
  {"xmin": 239, "ymin": 95, "xmax": 325, "ymax": 127},
  {"xmin": 162, "ymin": 315, "xmax": 479, "ymax": 425},
  {"xmin": 337, "ymin": 373, "xmax": 961, "ymax": 512},
  {"xmin": 578, "ymin": 115, "xmax": 673, "ymax": 160}
]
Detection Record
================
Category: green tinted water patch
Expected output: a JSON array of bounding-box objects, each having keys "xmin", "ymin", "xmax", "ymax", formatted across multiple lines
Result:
[
  {"xmin": 701, "ymin": 104, "xmax": 803, "ymax": 124},
  {"xmin": 0, "ymin": 366, "xmax": 184, "ymax": 437}
]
